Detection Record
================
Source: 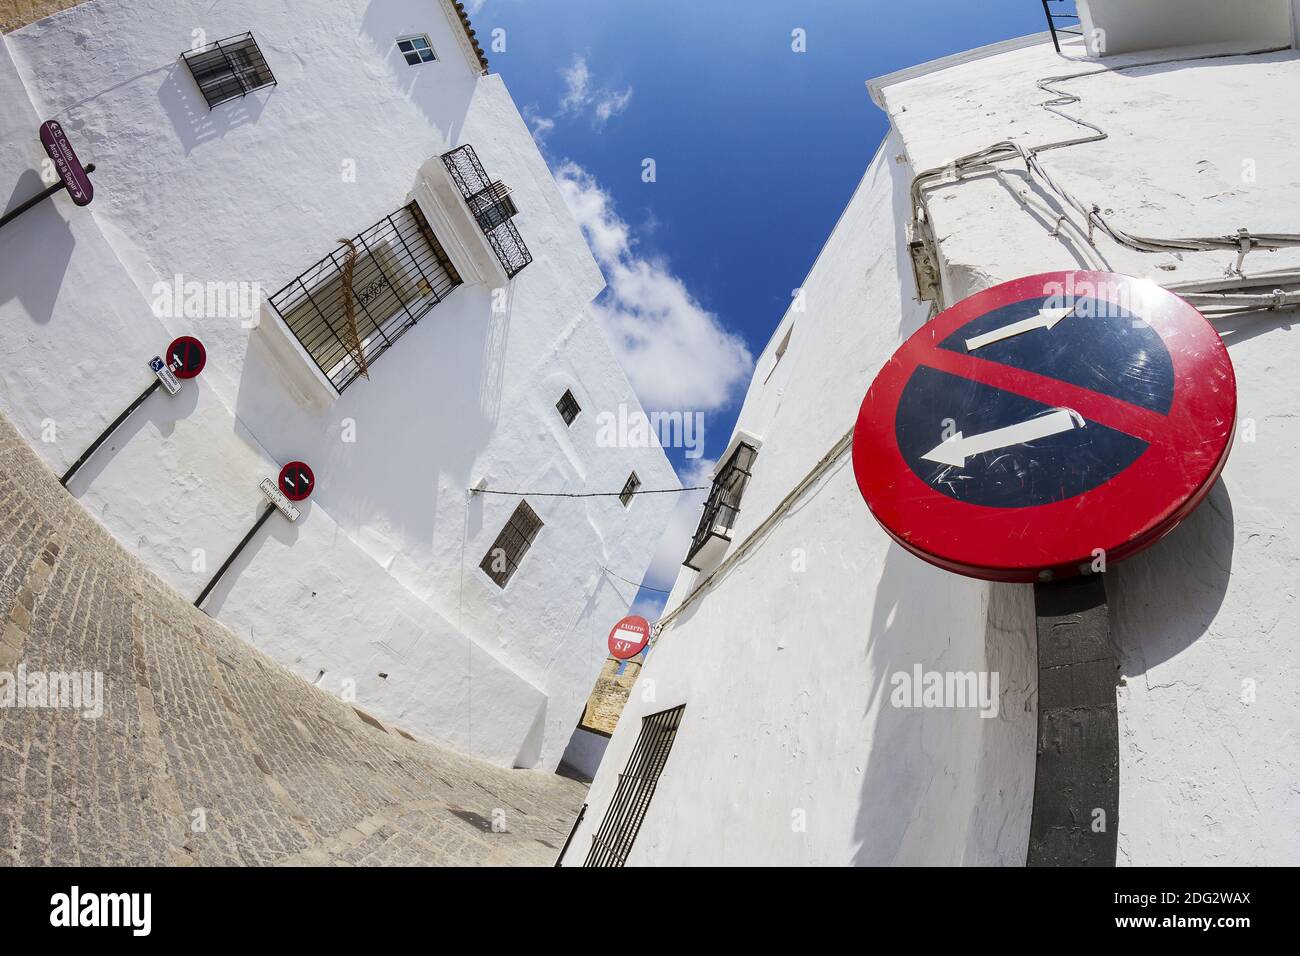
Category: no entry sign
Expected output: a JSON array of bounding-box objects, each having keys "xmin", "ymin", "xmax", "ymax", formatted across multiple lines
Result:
[
  {"xmin": 852, "ymin": 271, "xmax": 1235, "ymax": 582},
  {"xmin": 167, "ymin": 336, "xmax": 206, "ymax": 379},
  {"xmin": 278, "ymin": 461, "xmax": 315, "ymax": 502},
  {"xmin": 608, "ymin": 615, "xmax": 650, "ymax": 660}
]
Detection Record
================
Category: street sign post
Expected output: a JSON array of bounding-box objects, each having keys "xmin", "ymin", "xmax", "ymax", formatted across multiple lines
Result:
[
  {"xmin": 0, "ymin": 122, "xmax": 96, "ymax": 230},
  {"xmin": 853, "ymin": 270, "xmax": 1236, "ymax": 867},
  {"xmin": 61, "ymin": 338, "xmax": 208, "ymax": 487},
  {"xmin": 608, "ymin": 615, "xmax": 651, "ymax": 660},
  {"xmin": 852, "ymin": 270, "xmax": 1235, "ymax": 583},
  {"xmin": 196, "ymin": 461, "xmax": 316, "ymax": 609}
]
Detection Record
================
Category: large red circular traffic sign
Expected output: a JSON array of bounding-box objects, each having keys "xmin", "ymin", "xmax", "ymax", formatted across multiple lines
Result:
[
  {"xmin": 278, "ymin": 461, "xmax": 315, "ymax": 502},
  {"xmin": 608, "ymin": 615, "xmax": 650, "ymax": 660},
  {"xmin": 167, "ymin": 336, "xmax": 206, "ymax": 379},
  {"xmin": 852, "ymin": 271, "xmax": 1235, "ymax": 583}
]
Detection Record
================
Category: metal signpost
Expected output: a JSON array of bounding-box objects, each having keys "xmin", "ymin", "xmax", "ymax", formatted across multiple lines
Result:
[
  {"xmin": 195, "ymin": 461, "xmax": 315, "ymax": 609},
  {"xmin": 61, "ymin": 337, "xmax": 207, "ymax": 487},
  {"xmin": 851, "ymin": 270, "xmax": 1237, "ymax": 866},
  {"xmin": 0, "ymin": 121, "xmax": 95, "ymax": 230}
]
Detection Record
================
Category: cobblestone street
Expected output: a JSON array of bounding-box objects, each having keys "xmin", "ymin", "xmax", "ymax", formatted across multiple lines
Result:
[{"xmin": 0, "ymin": 413, "xmax": 586, "ymax": 866}]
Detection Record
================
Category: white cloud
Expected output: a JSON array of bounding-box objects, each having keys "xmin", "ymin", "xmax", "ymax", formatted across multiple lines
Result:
[
  {"xmin": 522, "ymin": 105, "xmax": 555, "ymax": 143},
  {"xmin": 559, "ymin": 55, "xmax": 633, "ymax": 127},
  {"xmin": 555, "ymin": 162, "xmax": 753, "ymax": 411},
  {"xmin": 593, "ymin": 87, "xmax": 633, "ymax": 125},
  {"xmin": 560, "ymin": 56, "xmax": 592, "ymax": 112}
]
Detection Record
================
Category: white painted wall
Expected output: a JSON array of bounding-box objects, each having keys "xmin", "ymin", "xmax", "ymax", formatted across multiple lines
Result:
[
  {"xmin": 565, "ymin": 133, "xmax": 1039, "ymax": 866},
  {"xmin": 570, "ymin": 35, "xmax": 1300, "ymax": 866},
  {"xmin": 1078, "ymin": 0, "xmax": 1295, "ymax": 56},
  {"xmin": 0, "ymin": 0, "xmax": 677, "ymax": 770}
]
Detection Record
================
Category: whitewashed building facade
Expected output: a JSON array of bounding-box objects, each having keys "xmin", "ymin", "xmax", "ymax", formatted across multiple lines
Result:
[
  {"xmin": 0, "ymin": 0, "xmax": 676, "ymax": 770},
  {"xmin": 567, "ymin": 1, "xmax": 1300, "ymax": 866}
]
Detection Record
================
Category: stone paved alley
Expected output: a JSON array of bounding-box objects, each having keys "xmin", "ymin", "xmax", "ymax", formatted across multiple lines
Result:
[{"xmin": 0, "ymin": 413, "xmax": 585, "ymax": 866}]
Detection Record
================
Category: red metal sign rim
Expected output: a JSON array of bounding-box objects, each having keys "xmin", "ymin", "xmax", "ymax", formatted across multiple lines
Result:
[
  {"xmin": 852, "ymin": 270, "xmax": 1236, "ymax": 583},
  {"xmin": 607, "ymin": 615, "xmax": 650, "ymax": 660},
  {"xmin": 277, "ymin": 461, "xmax": 315, "ymax": 502}
]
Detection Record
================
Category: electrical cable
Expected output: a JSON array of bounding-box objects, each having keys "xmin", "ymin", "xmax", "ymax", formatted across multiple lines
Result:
[
  {"xmin": 601, "ymin": 565, "xmax": 673, "ymax": 595},
  {"xmin": 907, "ymin": 44, "xmax": 1300, "ymax": 306},
  {"xmin": 653, "ymin": 428, "xmax": 855, "ymax": 638},
  {"xmin": 470, "ymin": 486, "xmax": 707, "ymax": 498}
]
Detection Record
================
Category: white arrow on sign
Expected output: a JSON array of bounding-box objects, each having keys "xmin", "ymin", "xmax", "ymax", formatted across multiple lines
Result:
[
  {"xmin": 922, "ymin": 408, "xmax": 1084, "ymax": 468},
  {"xmin": 964, "ymin": 306, "xmax": 1077, "ymax": 352}
]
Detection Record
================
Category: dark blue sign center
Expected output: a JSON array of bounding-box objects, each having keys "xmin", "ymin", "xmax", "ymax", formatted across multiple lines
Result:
[
  {"xmin": 939, "ymin": 296, "xmax": 1174, "ymax": 413},
  {"xmin": 897, "ymin": 297, "xmax": 1170, "ymax": 509}
]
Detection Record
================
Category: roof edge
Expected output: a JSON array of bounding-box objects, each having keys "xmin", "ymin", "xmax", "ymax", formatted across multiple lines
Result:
[
  {"xmin": 866, "ymin": 31, "xmax": 1055, "ymax": 108},
  {"xmin": 441, "ymin": 0, "xmax": 490, "ymax": 75}
]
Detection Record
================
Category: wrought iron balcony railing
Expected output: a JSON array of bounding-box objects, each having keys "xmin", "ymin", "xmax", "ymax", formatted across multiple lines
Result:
[
  {"xmin": 441, "ymin": 144, "xmax": 533, "ymax": 278},
  {"xmin": 684, "ymin": 441, "xmax": 758, "ymax": 571}
]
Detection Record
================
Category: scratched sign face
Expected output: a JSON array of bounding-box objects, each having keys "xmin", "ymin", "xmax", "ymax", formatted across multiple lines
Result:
[{"xmin": 852, "ymin": 271, "xmax": 1236, "ymax": 583}]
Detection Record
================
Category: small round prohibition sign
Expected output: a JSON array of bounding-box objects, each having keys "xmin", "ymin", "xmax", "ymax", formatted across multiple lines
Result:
[
  {"xmin": 608, "ymin": 615, "xmax": 650, "ymax": 660},
  {"xmin": 851, "ymin": 270, "xmax": 1236, "ymax": 583},
  {"xmin": 278, "ymin": 461, "xmax": 315, "ymax": 502},
  {"xmin": 167, "ymin": 336, "xmax": 207, "ymax": 379}
]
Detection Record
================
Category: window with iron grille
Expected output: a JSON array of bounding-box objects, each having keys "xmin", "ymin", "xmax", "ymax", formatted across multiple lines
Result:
[
  {"xmin": 181, "ymin": 32, "xmax": 276, "ymax": 110},
  {"xmin": 556, "ymin": 389, "xmax": 581, "ymax": 426},
  {"xmin": 684, "ymin": 441, "xmax": 758, "ymax": 570},
  {"xmin": 397, "ymin": 34, "xmax": 436, "ymax": 65},
  {"xmin": 267, "ymin": 202, "xmax": 462, "ymax": 393},
  {"xmin": 584, "ymin": 705, "xmax": 685, "ymax": 867},
  {"xmin": 619, "ymin": 472, "xmax": 641, "ymax": 508},
  {"xmin": 479, "ymin": 500, "xmax": 543, "ymax": 589}
]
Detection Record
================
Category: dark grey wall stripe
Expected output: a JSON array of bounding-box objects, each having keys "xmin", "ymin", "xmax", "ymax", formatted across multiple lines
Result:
[{"xmin": 1027, "ymin": 575, "xmax": 1119, "ymax": 866}]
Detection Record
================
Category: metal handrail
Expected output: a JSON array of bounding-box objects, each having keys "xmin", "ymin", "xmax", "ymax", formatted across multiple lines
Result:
[{"xmin": 1040, "ymin": 0, "xmax": 1082, "ymax": 54}]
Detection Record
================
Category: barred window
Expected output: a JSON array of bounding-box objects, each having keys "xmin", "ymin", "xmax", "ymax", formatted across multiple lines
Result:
[
  {"xmin": 585, "ymin": 705, "xmax": 685, "ymax": 867},
  {"xmin": 556, "ymin": 389, "xmax": 581, "ymax": 426},
  {"xmin": 268, "ymin": 202, "xmax": 461, "ymax": 393},
  {"xmin": 181, "ymin": 32, "xmax": 276, "ymax": 110},
  {"xmin": 480, "ymin": 500, "xmax": 543, "ymax": 589},
  {"xmin": 619, "ymin": 472, "xmax": 641, "ymax": 508},
  {"xmin": 397, "ymin": 34, "xmax": 436, "ymax": 65}
]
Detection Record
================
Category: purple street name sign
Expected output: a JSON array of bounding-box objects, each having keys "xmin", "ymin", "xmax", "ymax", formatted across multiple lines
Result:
[{"xmin": 38, "ymin": 120, "xmax": 93, "ymax": 207}]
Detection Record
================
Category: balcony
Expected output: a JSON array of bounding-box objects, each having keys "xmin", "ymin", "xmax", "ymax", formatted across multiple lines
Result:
[
  {"xmin": 684, "ymin": 441, "xmax": 758, "ymax": 571},
  {"xmin": 440, "ymin": 145, "xmax": 532, "ymax": 279}
]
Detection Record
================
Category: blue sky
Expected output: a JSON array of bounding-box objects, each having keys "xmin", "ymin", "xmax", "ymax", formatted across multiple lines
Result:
[{"xmin": 472, "ymin": 0, "xmax": 1047, "ymax": 613}]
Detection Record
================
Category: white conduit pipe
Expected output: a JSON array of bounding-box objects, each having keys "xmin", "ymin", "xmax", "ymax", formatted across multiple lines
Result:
[
  {"xmin": 908, "ymin": 46, "xmax": 1300, "ymax": 276},
  {"xmin": 654, "ymin": 427, "xmax": 855, "ymax": 636}
]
